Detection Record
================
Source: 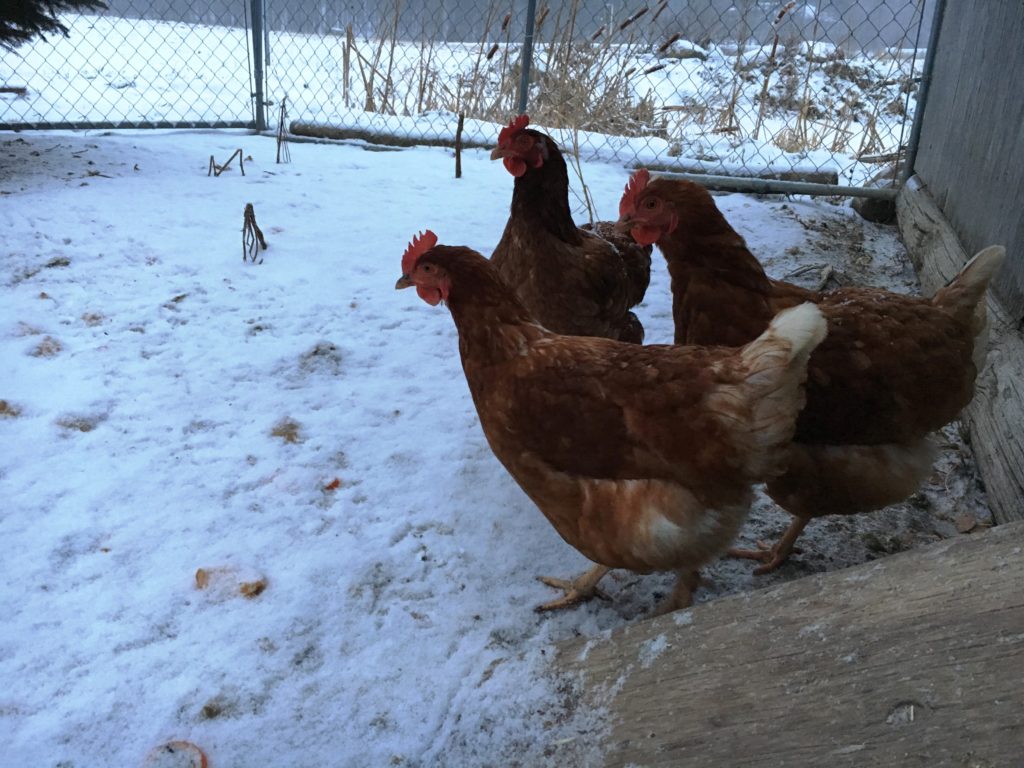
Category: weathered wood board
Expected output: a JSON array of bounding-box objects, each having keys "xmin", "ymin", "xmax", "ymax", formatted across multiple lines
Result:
[
  {"xmin": 913, "ymin": 0, "xmax": 1024, "ymax": 320},
  {"xmin": 557, "ymin": 522, "xmax": 1024, "ymax": 767},
  {"xmin": 897, "ymin": 177, "xmax": 1024, "ymax": 525}
]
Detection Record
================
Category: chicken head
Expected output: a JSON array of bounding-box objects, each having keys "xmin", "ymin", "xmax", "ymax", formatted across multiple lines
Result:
[
  {"xmin": 395, "ymin": 229, "xmax": 449, "ymax": 306},
  {"xmin": 489, "ymin": 114, "xmax": 549, "ymax": 177},
  {"xmin": 617, "ymin": 168, "xmax": 679, "ymax": 245}
]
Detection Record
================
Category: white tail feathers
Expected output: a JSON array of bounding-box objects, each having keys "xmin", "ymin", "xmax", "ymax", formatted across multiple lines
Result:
[
  {"xmin": 933, "ymin": 245, "xmax": 1005, "ymax": 313},
  {"xmin": 711, "ymin": 302, "xmax": 827, "ymax": 481},
  {"xmin": 761, "ymin": 302, "xmax": 828, "ymax": 364},
  {"xmin": 932, "ymin": 245, "xmax": 1005, "ymax": 373},
  {"xmin": 957, "ymin": 245, "xmax": 1006, "ymax": 293}
]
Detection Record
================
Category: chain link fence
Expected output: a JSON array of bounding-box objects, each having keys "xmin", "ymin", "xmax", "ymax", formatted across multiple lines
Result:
[
  {"xmin": 1, "ymin": 0, "xmax": 931, "ymax": 191},
  {"xmin": 0, "ymin": 0, "xmax": 257, "ymax": 128}
]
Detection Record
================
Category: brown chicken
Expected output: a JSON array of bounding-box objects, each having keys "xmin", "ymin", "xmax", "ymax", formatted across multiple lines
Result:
[
  {"xmin": 396, "ymin": 230, "xmax": 827, "ymax": 612},
  {"xmin": 618, "ymin": 169, "xmax": 1006, "ymax": 572},
  {"xmin": 489, "ymin": 115, "xmax": 651, "ymax": 342}
]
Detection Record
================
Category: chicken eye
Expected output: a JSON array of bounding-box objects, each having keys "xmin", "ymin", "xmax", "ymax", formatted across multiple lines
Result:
[
  {"xmin": 644, "ymin": 198, "xmax": 658, "ymax": 210},
  {"xmin": 422, "ymin": 264, "xmax": 433, "ymax": 273}
]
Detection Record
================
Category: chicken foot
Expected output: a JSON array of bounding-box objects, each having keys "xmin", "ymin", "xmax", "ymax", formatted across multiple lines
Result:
[
  {"xmin": 651, "ymin": 569, "xmax": 701, "ymax": 616},
  {"xmin": 728, "ymin": 516, "xmax": 809, "ymax": 574},
  {"xmin": 535, "ymin": 564, "xmax": 612, "ymax": 612}
]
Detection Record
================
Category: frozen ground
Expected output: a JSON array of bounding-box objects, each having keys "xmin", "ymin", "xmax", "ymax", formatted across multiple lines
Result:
[{"xmin": 0, "ymin": 129, "xmax": 989, "ymax": 768}]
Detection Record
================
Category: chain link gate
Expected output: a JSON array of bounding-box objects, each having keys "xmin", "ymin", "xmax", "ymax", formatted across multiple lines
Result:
[
  {"xmin": 0, "ymin": 0, "xmax": 259, "ymax": 129},
  {"xmin": 1, "ymin": 1, "xmax": 931, "ymax": 195}
]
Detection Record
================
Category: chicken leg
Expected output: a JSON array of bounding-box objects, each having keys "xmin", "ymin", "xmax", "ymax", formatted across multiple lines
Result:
[
  {"xmin": 728, "ymin": 516, "xmax": 809, "ymax": 574},
  {"xmin": 535, "ymin": 564, "xmax": 612, "ymax": 612},
  {"xmin": 652, "ymin": 568, "xmax": 701, "ymax": 616}
]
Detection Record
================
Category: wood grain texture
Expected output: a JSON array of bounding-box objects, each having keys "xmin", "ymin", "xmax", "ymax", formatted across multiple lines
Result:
[
  {"xmin": 914, "ymin": 0, "xmax": 1024, "ymax": 319},
  {"xmin": 556, "ymin": 522, "xmax": 1024, "ymax": 768},
  {"xmin": 897, "ymin": 178, "xmax": 1024, "ymax": 525}
]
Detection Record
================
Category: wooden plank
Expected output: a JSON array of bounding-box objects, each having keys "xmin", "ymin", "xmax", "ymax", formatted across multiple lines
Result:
[
  {"xmin": 897, "ymin": 177, "xmax": 1024, "ymax": 525},
  {"xmin": 556, "ymin": 522, "xmax": 1024, "ymax": 768}
]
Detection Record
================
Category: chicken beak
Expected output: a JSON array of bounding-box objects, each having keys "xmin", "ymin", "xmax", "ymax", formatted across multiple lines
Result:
[
  {"xmin": 395, "ymin": 274, "xmax": 413, "ymax": 290},
  {"xmin": 614, "ymin": 216, "xmax": 633, "ymax": 235},
  {"xmin": 489, "ymin": 146, "xmax": 508, "ymax": 160}
]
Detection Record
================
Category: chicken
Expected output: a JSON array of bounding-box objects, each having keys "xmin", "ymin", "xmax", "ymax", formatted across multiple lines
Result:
[
  {"xmin": 617, "ymin": 169, "xmax": 1006, "ymax": 572},
  {"xmin": 489, "ymin": 115, "xmax": 651, "ymax": 343},
  {"xmin": 395, "ymin": 230, "xmax": 827, "ymax": 612}
]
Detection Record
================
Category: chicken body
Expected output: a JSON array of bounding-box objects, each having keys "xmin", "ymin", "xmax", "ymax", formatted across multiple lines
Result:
[
  {"xmin": 397, "ymin": 238, "xmax": 826, "ymax": 611},
  {"xmin": 490, "ymin": 118, "xmax": 651, "ymax": 342},
  {"xmin": 619, "ymin": 173, "xmax": 1006, "ymax": 571}
]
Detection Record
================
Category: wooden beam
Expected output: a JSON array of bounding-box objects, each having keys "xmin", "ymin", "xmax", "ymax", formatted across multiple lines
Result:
[
  {"xmin": 556, "ymin": 522, "xmax": 1024, "ymax": 767},
  {"xmin": 897, "ymin": 176, "xmax": 1024, "ymax": 524}
]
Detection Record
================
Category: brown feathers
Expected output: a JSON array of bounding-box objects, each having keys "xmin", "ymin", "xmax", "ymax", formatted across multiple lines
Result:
[
  {"xmin": 398, "ymin": 241, "xmax": 826, "ymax": 601},
  {"xmin": 490, "ymin": 125, "xmax": 651, "ymax": 343},
  {"xmin": 623, "ymin": 174, "xmax": 1003, "ymax": 571}
]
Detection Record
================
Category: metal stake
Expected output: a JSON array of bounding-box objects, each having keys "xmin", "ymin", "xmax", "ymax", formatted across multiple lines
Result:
[
  {"xmin": 250, "ymin": 0, "xmax": 267, "ymax": 132},
  {"xmin": 902, "ymin": 0, "xmax": 948, "ymax": 183},
  {"xmin": 516, "ymin": 0, "xmax": 538, "ymax": 115}
]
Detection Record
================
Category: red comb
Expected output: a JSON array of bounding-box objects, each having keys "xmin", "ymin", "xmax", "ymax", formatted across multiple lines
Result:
[
  {"xmin": 402, "ymin": 229, "xmax": 438, "ymax": 275},
  {"xmin": 619, "ymin": 168, "xmax": 651, "ymax": 218},
  {"xmin": 497, "ymin": 114, "xmax": 530, "ymax": 147}
]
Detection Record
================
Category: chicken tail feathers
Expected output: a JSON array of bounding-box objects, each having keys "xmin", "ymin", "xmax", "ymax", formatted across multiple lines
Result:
[
  {"xmin": 760, "ymin": 302, "xmax": 828, "ymax": 365},
  {"xmin": 933, "ymin": 245, "xmax": 1005, "ymax": 372},
  {"xmin": 933, "ymin": 245, "xmax": 1005, "ymax": 314},
  {"xmin": 711, "ymin": 303, "xmax": 827, "ymax": 480}
]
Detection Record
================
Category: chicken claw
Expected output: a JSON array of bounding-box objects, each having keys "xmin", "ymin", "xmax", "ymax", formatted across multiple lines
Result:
[
  {"xmin": 651, "ymin": 568, "xmax": 701, "ymax": 616},
  {"xmin": 535, "ymin": 564, "xmax": 612, "ymax": 612},
  {"xmin": 728, "ymin": 518, "xmax": 808, "ymax": 574}
]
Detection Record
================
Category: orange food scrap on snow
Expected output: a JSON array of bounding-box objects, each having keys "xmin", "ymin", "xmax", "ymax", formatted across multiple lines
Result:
[
  {"xmin": 194, "ymin": 566, "xmax": 267, "ymax": 601},
  {"xmin": 142, "ymin": 740, "xmax": 208, "ymax": 768}
]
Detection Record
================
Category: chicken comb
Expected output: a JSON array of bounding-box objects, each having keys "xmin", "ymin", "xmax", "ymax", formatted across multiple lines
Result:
[
  {"xmin": 402, "ymin": 230, "xmax": 438, "ymax": 275},
  {"xmin": 497, "ymin": 114, "xmax": 530, "ymax": 147},
  {"xmin": 619, "ymin": 168, "xmax": 651, "ymax": 218}
]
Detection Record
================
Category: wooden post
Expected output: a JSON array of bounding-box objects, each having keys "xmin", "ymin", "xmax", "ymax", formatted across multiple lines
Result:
[
  {"xmin": 896, "ymin": 177, "xmax": 1024, "ymax": 524},
  {"xmin": 454, "ymin": 112, "xmax": 465, "ymax": 179}
]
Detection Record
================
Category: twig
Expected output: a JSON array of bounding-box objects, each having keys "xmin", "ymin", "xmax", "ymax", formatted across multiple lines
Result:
[
  {"xmin": 242, "ymin": 203, "xmax": 267, "ymax": 264},
  {"xmin": 454, "ymin": 112, "xmax": 465, "ymax": 179},
  {"xmin": 208, "ymin": 149, "xmax": 245, "ymax": 177},
  {"xmin": 753, "ymin": 1, "xmax": 796, "ymax": 141},
  {"xmin": 342, "ymin": 24, "xmax": 351, "ymax": 108},
  {"xmin": 276, "ymin": 97, "xmax": 291, "ymax": 164},
  {"xmin": 566, "ymin": 126, "xmax": 595, "ymax": 224}
]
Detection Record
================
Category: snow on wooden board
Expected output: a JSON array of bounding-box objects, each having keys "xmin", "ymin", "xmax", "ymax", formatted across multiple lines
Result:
[{"xmin": 0, "ymin": 130, "xmax": 989, "ymax": 767}]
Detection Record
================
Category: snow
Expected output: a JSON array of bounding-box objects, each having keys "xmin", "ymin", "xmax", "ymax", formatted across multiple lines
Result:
[
  {"xmin": 2, "ymin": 14, "xmax": 923, "ymax": 185},
  {"xmin": 0, "ymin": 127, "xmax": 990, "ymax": 767}
]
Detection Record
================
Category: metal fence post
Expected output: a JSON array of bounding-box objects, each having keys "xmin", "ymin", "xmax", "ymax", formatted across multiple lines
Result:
[
  {"xmin": 263, "ymin": 0, "xmax": 271, "ymax": 69},
  {"xmin": 251, "ymin": 0, "xmax": 267, "ymax": 131},
  {"xmin": 902, "ymin": 0, "xmax": 948, "ymax": 183},
  {"xmin": 516, "ymin": 0, "xmax": 538, "ymax": 115}
]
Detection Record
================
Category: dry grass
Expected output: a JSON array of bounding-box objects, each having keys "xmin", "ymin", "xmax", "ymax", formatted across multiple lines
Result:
[
  {"xmin": 338, "ymin": 0, "xmax": 665, "ymax": 135},
  {"xmin": 0, "ymin": 399, "xmax": 22, "ymax": 418},
  {"xmin": 330, "ymin": 0, "xmax": 919, "ymax": 163},
  {"xmin": 271, "ymin": 417, "xmax": 303, "ymax": 444},
  {"xmin": 56, "ymin": 413, "xmax": 104, "ymax": 432},
  {"xmin": 29, "ymin": 336, "xmax": 63, "ymax": 358}
]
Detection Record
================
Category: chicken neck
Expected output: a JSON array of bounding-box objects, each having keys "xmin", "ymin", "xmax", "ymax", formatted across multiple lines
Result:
[
  {"xmin": 445, "ymin": 285, "xmax": 547, "ymax": 369},
  {"xmin": 657, "ymin": 225, "xmax": 777, "ymax": 346},
  {"xmin": 508, "ymin": 149, "xmax": 582, "ymax": 246}
]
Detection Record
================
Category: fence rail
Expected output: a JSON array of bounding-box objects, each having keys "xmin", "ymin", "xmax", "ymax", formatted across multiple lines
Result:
[{"xmin": 1, "ymin": 0, "xmax": 933, "ymax": 194}]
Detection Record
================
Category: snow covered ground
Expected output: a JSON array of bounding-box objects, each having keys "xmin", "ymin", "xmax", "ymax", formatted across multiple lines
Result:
[{"xmin": 0, "ymin": 129, "xmax": 988, "ymax": 767}]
